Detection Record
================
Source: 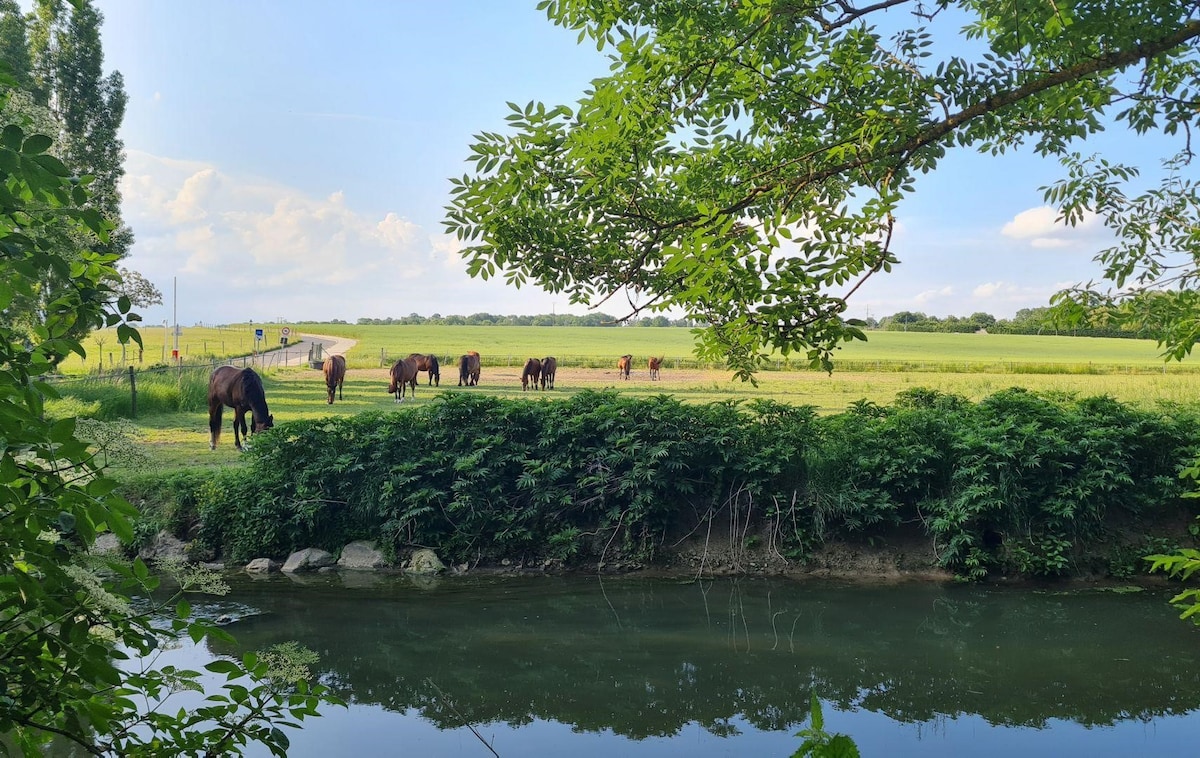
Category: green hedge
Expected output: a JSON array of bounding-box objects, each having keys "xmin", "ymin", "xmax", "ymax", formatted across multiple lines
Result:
[{"xmin": 135, "ymin": 389, "xmax": 1200, "ymax": 577}]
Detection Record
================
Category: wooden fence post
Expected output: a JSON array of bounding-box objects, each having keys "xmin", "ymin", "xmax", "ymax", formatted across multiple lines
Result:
[{"xmin": 128, "ymin": 366, "xmax": 137, "ymax": 418}]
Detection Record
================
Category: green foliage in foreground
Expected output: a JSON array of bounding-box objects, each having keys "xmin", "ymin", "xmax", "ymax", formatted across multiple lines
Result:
[
  {"xmin": 1146, "ymin": 463, "xmax": 1200, "ymax": 624},
  {"xmin": 792, "ymin": 694, "xmax": 860, "ymax": 758},
  {"xmin": 0, "ymin": 102, "xmax": 337, "ymax": 754},
  {"xmin": 136, "ymin": 389, "xmax": 1198, "ymax": 578}
]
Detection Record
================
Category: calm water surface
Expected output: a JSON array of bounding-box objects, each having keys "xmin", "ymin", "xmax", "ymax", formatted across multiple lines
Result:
[{"xmin": 171, "ymin": 574, "xmax": 1200, "ymax": 757}]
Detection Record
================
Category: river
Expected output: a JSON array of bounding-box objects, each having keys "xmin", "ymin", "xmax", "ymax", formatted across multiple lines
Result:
[{"xmin": 164, "ymin": 573, "xmax": 1200, "ymax": 756}]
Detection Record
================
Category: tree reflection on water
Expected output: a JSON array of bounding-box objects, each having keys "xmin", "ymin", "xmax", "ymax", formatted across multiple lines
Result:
[{"xmin": 206, "ymin": 575, "xmax": 1200, "ymax": 741}]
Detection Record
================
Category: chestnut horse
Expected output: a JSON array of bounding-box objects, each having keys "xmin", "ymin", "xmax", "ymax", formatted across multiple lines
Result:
[
  {"xmin": 407, "ymin": 353, "xmax": 440, "ymax": 386},
  {"xmin": 648, "ymin": 356, "xmax": 662, "ymax": 381},
  {"xmin": 209, "ymin": 366, "xmax": 273, "ymax": 451},
  {"xmin": 617, "ymin": 354, "xmax": 632, "ymax": 380},
  {"xmin": 458, "ymin": 351, "xmax": 480, "ymax": 386},
  {"xmin": 388, "ymin": 356, "xmax": 419, "ymax": 402},
  {"xmin": 541, "ymin": 356, "xmax": 557, "ymax": 390},
  {"xmin": 324, "ymin": 354, "xmax": 346, "ymax": 404},
  {"xmin": 521, "ymin": 358, "xmax": 542, "ymax": 391}
]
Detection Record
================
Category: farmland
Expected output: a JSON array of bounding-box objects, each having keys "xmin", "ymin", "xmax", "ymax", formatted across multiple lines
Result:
[{"xmin": 63, "ymin": 322, "xmax": 1199, "ymax": 375}]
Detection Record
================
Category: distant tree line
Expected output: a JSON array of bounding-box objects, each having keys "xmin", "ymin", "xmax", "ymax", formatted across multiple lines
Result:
[
  {"xmin": 876, "ymin": 307, "xmax": 1152, "ymax": 339},
  {"xmin": 345, "ymin": 308, "xmax": 1145, "ymax": 338},
  {"xmin": 353, "ymin": 312, "xmax": 697, "ymax": 327}
]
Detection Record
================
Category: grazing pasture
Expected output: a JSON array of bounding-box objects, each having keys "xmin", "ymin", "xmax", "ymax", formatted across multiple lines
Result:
[{"xmin": 46, "ymin": 322, "xmax": 1200, "ymax": 473}]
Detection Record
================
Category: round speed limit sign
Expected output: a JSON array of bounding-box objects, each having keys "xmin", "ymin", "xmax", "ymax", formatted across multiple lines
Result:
[{"xmin": 281, "ymin": 327, "xmax": 291, "ymax": 337}]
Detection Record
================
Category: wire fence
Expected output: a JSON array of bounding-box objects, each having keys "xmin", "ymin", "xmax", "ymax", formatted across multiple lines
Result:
[
  {"xmin": 374, "ymin": 351, "xmax": 1197, "ymax": 376},
  {"xmin": 46, "ymin": 344, "xmax": 314, "ymax": 383},
  {"xmin": 41, "ymin": 345, "xmax": 319, "ymax": 419}
]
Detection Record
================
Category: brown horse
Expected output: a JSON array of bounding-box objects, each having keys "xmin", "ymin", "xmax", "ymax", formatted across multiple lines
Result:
[
  {"xmin": 209, "ymin": 366, "xmax": 273, "ymax": 451},
  {"xmin": 521, "ymin": 358, "xmax": 542, "ymax": 391},
  {"xmin": 458, "ymin": 351, "xmax": 480, "ymax": 386},
  {"xmin": 617, "ymin": 354, "xmax": 632, "ymax": 380},
  {"xmin": 324, "ymin": 354, "xmax": 346, "ymax": 404},
  {"xmin": 648, "ymin": 356, "xmax": 662, "ymax": 381},
  {"xmin": 407, "ymin": 353, "xmax": 440, "ymax": 386},
  {"xmin": 388, "ymin": 356, "xmax": 419, "ymax": 402},
  {"xmin": 541, "ymin": 356, "xmax": 557, "ymax": 390}
]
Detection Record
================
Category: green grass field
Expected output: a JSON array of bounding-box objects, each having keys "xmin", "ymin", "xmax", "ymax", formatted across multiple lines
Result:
[
  {"xmin": 295, "ymin": 323, "xmax": 1190, "ymax": 373},
  {"xmin": 60, "ymin": 325, "xmax": 266, "ymax": 373},
  {"xmin": 65, "ymin": 322, "xmax": 1188, "ymax": 375}
]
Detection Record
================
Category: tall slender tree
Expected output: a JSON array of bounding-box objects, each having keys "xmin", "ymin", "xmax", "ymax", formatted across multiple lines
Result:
[
  {"xmin": 25, "ymin": 0, "xmax": 131, "ymax": 256},
  {"xmin": 0, "ymin": 0, "xmax": 30, "ymax": 88},
  {"xmin": 0, "ymin": 0, "xmax": 131, "ymax": 343}
]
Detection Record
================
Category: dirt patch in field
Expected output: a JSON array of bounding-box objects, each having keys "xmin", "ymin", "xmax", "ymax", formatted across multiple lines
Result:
[{"xmin": 362, "ymin": 364, "xmax": 741, "ymax": 393}]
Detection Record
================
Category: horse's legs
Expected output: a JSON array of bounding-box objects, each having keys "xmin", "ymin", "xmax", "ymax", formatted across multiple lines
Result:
[
  {"xmin": 209, "ymin": 401, "xmax": 223, "ymax": 450},
  {"xmin": 338, "ymin": 377, "xmax": 343, "ymax": 400},
  {"xmin": 233, "ymin": 407, "xmax": 246, "ymax": 450}
]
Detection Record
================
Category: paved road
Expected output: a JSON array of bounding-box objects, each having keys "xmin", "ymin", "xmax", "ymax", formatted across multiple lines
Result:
[{"xmin": 249, "ymin": 333, "xmax": 359, "ymax": 369}]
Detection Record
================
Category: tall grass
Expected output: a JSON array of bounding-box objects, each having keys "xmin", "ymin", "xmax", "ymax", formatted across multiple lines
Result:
[{"xmin": 46, "ymin": 367, "xmax": 211, "ymax": 420}]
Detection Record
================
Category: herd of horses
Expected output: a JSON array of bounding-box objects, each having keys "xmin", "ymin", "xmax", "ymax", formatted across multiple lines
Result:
[{"xmin": 208, "ymin": 352, "xmax": 666, "ymax": 449}]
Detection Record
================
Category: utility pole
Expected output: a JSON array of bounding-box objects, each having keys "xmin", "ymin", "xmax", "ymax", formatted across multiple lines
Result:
[{"xmin": 172, "ymin": 277, "xmax": 179, "ymax": 359}]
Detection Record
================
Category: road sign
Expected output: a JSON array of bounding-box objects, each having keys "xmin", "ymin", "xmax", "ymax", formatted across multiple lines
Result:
[
  {"xmin": 255, "ymin": 328, "xmax": 263, "ymax": 339},
  {"xmin": 281, "ymin": 327, "xmax": 291, "ymax": 337}
]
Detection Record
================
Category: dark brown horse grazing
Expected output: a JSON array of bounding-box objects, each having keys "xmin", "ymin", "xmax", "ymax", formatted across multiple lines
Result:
[
  {"xmin": 209, "ymin": 366, "xmax": 273, "ymax": 451},
  {"xmin": 648, "ymin": 356, "xmax": 663, "ymax": 381},
  {"xmin": 617, "ymin": 354, "xmax": 632, "ymax": 380},
  {"xmin": 458, "ymin": 351, "xmax": 480, "ymax": 386},
  {"xmin": 388, "ymin": 356, "xmax": 419, "ymax": 402},
  {"xmin": 521, "ymin": 358, "xmax": 542, "ymax": 391},
  {"xmin": 323, "ymin": 354, "xmax": 346, "ymax": 404},
  {"xmin": 540, "ymin": 356, "xmax": 557, "ymax": 390},
  {"xmin": 407, "ymin": 353, "xmax": 440, "ymax": 386}
]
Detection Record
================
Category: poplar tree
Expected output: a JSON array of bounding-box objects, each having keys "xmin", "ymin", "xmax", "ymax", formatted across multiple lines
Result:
[{"xmin": 25, "ymin": 0, "xmax": 130, "ymax": 256}]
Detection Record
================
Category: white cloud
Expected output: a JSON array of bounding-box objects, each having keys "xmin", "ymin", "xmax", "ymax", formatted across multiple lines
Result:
[
  {"xmin": 1001, "ymin": 206, "xmax": 1060, "ymax": 239},
  {"xmin": 1001, "ymin": 205, "xmax": 1101, "ymax": 249},
  {"xmin": 1030, "ymin": 237, "xmax": 1073, "ymax": 249},
  {"xmin": 119, "ymin": 150, "xmax": 569, "ymax": 324},
  {"xmin": 970, "ymin": 280, "xmax": 1069, "ymax": 310},
  {"xmin": 913, "ymin": 286, "xmax": 954, "ymax": 305}
]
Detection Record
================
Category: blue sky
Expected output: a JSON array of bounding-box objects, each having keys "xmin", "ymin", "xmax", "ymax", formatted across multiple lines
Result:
[{"xmin": 96, "ymin": 1, "xmax": 1182, "ymax": 327}]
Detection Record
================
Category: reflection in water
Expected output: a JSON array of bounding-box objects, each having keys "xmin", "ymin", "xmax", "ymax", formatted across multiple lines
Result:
[{"xmin": 193, "ymin": 575, "xmax": 1200, "ymax": 756}]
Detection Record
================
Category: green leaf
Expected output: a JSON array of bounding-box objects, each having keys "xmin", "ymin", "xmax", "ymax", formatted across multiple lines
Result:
[
  {"xmin": 205, "ymin": 659, "xmax": 243, "ymax": 676},
  {"xmin": 20, "ymin": 134, "xmax": 53, "ymax": 155},
  {"xmin": 1, "ymin": 124, "xmax": 22, "ymax": 150}
]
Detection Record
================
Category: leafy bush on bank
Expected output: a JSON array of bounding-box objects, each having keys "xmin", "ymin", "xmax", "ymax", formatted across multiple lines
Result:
[{"xmin": 131, "ymin": 389, "xmax": 1200, "ymax": 577}]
